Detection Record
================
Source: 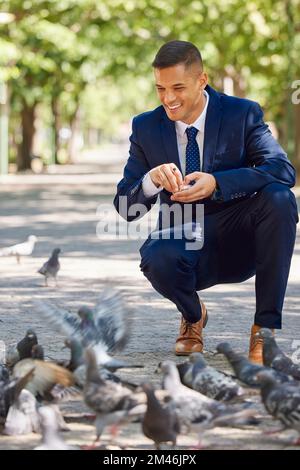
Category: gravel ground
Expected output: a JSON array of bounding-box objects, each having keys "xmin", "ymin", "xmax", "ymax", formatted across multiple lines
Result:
[{"xmin": 0, "ymin": 162, "xmax": 299, "ymax": 450}]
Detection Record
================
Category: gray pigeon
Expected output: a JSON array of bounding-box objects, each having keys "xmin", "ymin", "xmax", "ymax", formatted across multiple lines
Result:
[
  {"xmin": 141, "ymin": 382, "xmax": 180, "ymax": 449},
  {"xmin": 35, "ymin": 289, "xmax": 140, "ymax": 369},
  {"xmin": 189, "ymin": 353, "xmax": 244, "ymax": 401},
  {"xmin": 83, "ymin": 348, "xmax": 146, "ymax": 447},
  {"xmin": 216, "ymin": 342, "xmax": 293, "ymax": 387},
  {"xmin": 160, "ymin": 361, "xmax": 257, "ymax": 438},
  {"xmin": 259, "ymin": 329, "xmax": 300, "ymax": 380},
  {"xmin": 34, "ymin": 406, "xmax": 78, "ymax": 450},
  {"xmin": 3, "ymin": 389, "xmax": 40, "ymax": 435},
  {"xmin": 38, "ymin": 248, "xmax": 61, "ymax": 286},
  {"xmin": 257, "ymin": 370, "xmax": 300, "ymax": 443},
  {"xmin": 0, "ymin": 235, "xmax": 37, "ymax": 263}
]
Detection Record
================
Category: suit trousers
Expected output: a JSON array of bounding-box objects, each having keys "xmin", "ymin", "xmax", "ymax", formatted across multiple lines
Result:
[{"xmin": 139, "ymin": 183, "xmax": 298, "ymax": 328}]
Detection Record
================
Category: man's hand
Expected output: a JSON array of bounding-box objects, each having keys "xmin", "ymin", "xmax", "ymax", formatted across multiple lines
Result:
[
  {"xmin": 170, "ymin": 172, "xmax": 217, "ymax": 203},
  {"xmin": 149, "ymin": 163, "xmax": 183, "ymax": 193}
]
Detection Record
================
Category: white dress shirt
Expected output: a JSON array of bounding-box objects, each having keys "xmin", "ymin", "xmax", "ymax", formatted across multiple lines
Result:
[{"xmin": 142, "ymin": 90, "xmax": 209, "ymax": 198}]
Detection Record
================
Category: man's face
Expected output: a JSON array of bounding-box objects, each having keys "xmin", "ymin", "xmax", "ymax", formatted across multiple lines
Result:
[{"xmin": 154, "ymin": 63, "xmax": 208, "ymax": 124}]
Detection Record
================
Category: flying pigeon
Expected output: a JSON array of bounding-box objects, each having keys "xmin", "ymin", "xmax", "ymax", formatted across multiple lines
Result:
[
  {"xmin": 83, "ymin": 348, "xmax": 146, "ymax": 448},
  {"xmin": 189, "ymin": 353, "xmax": 244, "ymax": 401},
  {"xmin": 34, "ymin": 406, "xmax": 78, "ymax": 450},
  {"xmin": 257, "ymin": 370, "xmax": 300, "ymax": 443},
  {"xmin": 0, "ymin": 235, "xmax": 37, "ymax": 263},
  {"xmin": 38, "ymin": 248, "xmax": 61, "ymax": 286},
  {"xmin": 258, "ymin": 329, "xmax": 300, "ymax": 380},
  {"xmin": 216, "ymin": 342, "xmax": 293, "ymax": 387},
  {"xmin": 65, "ymin": 338, "xmax": 139, "ymax": 390},
  {"xmin": 35, "ymin": 289, "xmax": 137, "ymax": 369},
  {"xmin": 12, "ymin": 358, "xmax": 74, "ymax": 400},
  {"xmin": 159, "ymin": 361, "xmax": 257, "ymax": 439},
  {"xmin": 3, "ymin": 389, "xmax": 40, "ymax": 435},
  {"xmin": 141, "ymin": 382, "xmax": 180, "ymax": 449}
]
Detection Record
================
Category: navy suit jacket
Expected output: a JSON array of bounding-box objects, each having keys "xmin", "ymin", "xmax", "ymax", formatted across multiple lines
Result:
[{"xmin": 114, "ymin": 85, "xmax": 295, "ymax": 222}]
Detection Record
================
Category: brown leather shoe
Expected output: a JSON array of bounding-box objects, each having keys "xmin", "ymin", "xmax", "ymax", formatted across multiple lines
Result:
[
  {"xmin": 248, "ymin": 324, "xmax": 274, "ymax": 365},
  {"xmin": 175, "ymin": 301, "xmax": 208, "ymax": 356}
]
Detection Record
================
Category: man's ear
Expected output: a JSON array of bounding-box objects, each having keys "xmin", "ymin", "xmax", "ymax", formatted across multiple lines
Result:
[{"xmin": 199, "ymin": 72, "xmax": 208, "ymax": 90}]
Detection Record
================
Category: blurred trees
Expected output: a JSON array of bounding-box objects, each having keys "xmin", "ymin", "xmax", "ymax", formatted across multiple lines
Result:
[{"xmin": 0, "ymin": 0, "xmax": 299, "ymax": 171}]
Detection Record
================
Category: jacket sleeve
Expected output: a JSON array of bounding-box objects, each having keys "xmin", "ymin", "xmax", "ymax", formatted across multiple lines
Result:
[
  {"xmin": 113, "ymin": 116, "xmax": 158, "ymax": 221},
  {"xmin": 212, "ymin": 102, "xmax": 296, "ymax": 202}
]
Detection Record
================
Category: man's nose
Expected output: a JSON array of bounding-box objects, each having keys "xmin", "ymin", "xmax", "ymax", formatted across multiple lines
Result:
[{"xmin": 164, "ymin": 90, "xmax": 177, "ymax": 104}]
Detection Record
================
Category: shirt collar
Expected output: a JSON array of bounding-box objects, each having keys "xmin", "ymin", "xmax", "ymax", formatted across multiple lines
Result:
[{"xmin": 175, "ymin": 89, "xmax": 209, "ymax": 138}]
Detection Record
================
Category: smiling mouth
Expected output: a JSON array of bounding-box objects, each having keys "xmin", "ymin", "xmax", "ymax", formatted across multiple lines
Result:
[{"xmin": 167, "ymin": 104, "xmax": 181, "ymax": 111}]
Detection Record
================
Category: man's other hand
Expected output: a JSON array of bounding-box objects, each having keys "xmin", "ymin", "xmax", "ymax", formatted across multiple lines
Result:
[{"xmin": 170, "ymin": 172, "xmax": 216, "ymax": 203}]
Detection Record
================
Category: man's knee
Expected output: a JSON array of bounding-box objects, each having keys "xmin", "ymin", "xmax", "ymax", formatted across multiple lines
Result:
[
  {"xmin": 258, "ymin": 183, "xmax": 298, "ymax": 218},
  {"xmin": 139, "ymin": 239, "xmax": 180, "ymax": 277}
]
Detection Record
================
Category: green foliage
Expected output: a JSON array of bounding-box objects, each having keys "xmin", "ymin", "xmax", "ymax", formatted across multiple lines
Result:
[{"xmin": 0, "ymin": 0, "xmax": 299, "ymax": 159}]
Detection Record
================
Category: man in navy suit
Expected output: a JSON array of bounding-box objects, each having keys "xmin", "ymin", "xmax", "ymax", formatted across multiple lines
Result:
[{"xmin": 114, "ymin": 40, "xmax": 298, "ymax": 364}]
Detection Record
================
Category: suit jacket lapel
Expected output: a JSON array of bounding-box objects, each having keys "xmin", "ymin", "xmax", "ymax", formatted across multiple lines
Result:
[
  {"xmin": 160, "ymin": 112, "xmax": 182, "ymax": 173},
  {"xmin": 202, "ymin": 85, "xmax": 222, "ymax": 173}
]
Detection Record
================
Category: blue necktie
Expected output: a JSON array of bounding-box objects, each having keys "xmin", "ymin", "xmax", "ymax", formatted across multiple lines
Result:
[{"xmin": 185, "ymin": 126, "xmax": 200, "ymax": 175}]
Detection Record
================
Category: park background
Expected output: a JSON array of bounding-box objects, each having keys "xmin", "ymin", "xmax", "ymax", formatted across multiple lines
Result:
[{"xmin": 0, "ymin": 0, "xmax": 299, "ymax": 175}]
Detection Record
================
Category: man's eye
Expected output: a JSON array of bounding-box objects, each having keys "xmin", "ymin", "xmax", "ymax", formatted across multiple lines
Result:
[{"xmin": 174, "ymin": 87, "xmax": 184, "ymax": 90}]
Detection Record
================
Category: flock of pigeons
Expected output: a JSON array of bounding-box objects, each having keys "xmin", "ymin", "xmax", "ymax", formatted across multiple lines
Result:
[
  {"xmin": 0, "ymin": 235, "xmax": 61, "ymax": 286},
  {"xmin": 1, "ymin": 236, "xmax": 300, "ymax": 450}
]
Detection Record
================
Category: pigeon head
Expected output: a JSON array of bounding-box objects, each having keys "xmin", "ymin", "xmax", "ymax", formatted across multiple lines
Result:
[
  {"xmin": 31, "ymin": 344, "xmax": 44, "ymax": 360},
  {"xmin": 160, "ymin": 360, "xmax": 176, "ymax": 374},
  {"xmin": 25, "ymin": 329, "xmax": 37, "ymax": 341},
  {"xmin": 77, "ymin": 306, "xmax": 94, "ymax": 322},
  {"xmin": 141, "ymin": 382, "xmax": 155, "ymax": 394},
  {"xmin": 52, "ymin": 248, "xmax": 61, "ymax": 256},
  {"xmin": 215, "ymin": 342, "xmax": 232, "ymax": 355},
  {"xmin": 28, "ymin": 235, "xmax": 38, "ymax": 243},
  {"xmin": 256, "ymin": 328, "xmax": 274, "ymax": 340},
  {"xmin": 189, "ymin": 352, "xmax": 206, "ymax": 367}
]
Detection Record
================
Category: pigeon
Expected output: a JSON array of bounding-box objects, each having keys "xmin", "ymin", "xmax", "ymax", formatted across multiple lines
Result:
[
  {"xmin": 12, "ymin": 358, "xmax": 74, "ymax": 401},
  {"xmin": 216, "ymin": 342, "xmax": 293, "ymax": 387},
  {"xmin": 0, "ymin": 235, "xmax": 37, "ymax": 263},
  {"xmin": 3, "ymin": 389, "xmax": 40, "ymax": 435},
  {"xmin": 5, "ymin": 330, "xmax": 42, "ymax": 368},
  {"xmin": 35, "ymin": 289, "xmax": 140, "ymax": 369},
  {"xmin": 257, "ymin": 370, "xmax": 300, "ymax": 443},
  {"xmin": 159, "ymin": 361, "xmax": 257, "ymax": 437},
  {"xmin": 83, "ymin": 348, "xmax": 146, "ymax": 447},
  {"xmin": 141, "ymin": 382, "xmax": 180, "ymax": 449},
  {"xmin": 188, "ymin": 353, "xmax": 244, "ymax": 401},
  {"xmin": 259, "ymin": 329, "xmax": 300, "ymax": 380},
  {"xmin": 17, "ymin": 329, "xmax": 38, "ymax": 361},
  {"xmin": 0, "ymin": 363, "xmax": 10, "ymax": 382},
  {"xmin": 65, "ymin": 339, "xmax": 138, "ymax": 390},
  {"xmin": 176, "ymin": 361, "xmax": 194, "ymax": 388},
  {"xmin": 34, "ymin": 406, "xmax": 78, "ymax": 450},
  {"xmin": 38, "ymin": 248, "xmax": 61, "ymax": 286},
  {"xmin": 0, "ymin": 368, "xmax": 35, "ymax": 424}
]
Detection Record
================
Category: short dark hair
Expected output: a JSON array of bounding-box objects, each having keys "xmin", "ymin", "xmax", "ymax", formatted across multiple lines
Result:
[{"xmin": 152, "ymin": 40, "xmax": 203, "ymax": 70}]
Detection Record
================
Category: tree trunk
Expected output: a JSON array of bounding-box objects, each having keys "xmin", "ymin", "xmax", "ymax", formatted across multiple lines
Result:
[
  {"xmin": 51, "ymin": 96, "xmax": 61, "ymax": 164},
  {"xmin": 67, "ymin": 105, "xmax": 81, "ymax": 163},
  {"xmin": 17, "ymin": 101, "xmax": 36, "ymax": 171}
]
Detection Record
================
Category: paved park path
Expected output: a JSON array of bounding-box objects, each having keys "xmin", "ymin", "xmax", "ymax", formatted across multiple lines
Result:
[{"xmin": 0, "ymin": 158, "xmax": 299, "ymax": 450}]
